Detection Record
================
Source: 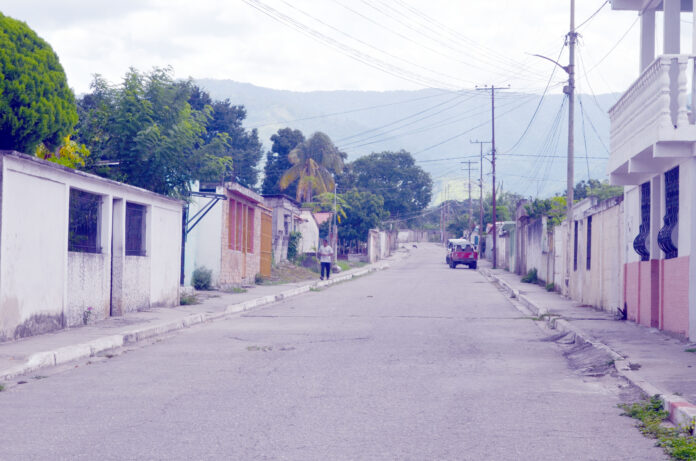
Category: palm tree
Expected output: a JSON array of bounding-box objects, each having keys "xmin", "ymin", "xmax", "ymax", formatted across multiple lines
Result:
[{"xmin": 279, "ymin": 132, "xmax": 344, "ymax": 203}]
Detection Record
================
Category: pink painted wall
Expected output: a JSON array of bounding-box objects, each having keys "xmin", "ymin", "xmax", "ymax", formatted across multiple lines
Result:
[
  {"xmin": 624, "ymin": 262, "xmax": 640, "ymax": 322},
  {"xmin": 661, "ymin": 256, "xmax": 690, "ymax": 336},
  {"xmin": 641, "ymin": 260, "xmax": 659, "ymax": 328}
]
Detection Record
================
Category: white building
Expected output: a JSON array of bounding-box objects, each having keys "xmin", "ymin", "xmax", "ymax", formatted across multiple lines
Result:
[
  {"xmin": 0, "ymin": 151, "xmax": 183, "ymax": 342},
  {"xmin": 610, "ymin": 0, "xmax": 696, "ymax": 339}
]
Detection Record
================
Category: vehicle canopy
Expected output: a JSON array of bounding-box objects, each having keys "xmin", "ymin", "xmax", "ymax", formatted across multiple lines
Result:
[{"xmin": 447, "ymin": 238, "xmax": 475, "ymax": 251}]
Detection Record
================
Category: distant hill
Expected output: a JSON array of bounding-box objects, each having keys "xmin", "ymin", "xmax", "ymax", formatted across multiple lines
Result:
[{"xmin": 195, "ymin": 78, "xmax": 619, "ymax": 202}]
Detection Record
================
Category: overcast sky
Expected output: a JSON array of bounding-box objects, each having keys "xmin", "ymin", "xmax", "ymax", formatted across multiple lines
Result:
[{"xmin": 3, "ymin": 0, "xmax": 684, "ymax": 96}]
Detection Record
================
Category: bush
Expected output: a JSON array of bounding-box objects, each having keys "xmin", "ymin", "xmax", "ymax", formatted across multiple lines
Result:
[
  {"xmin": 255, "ymin": 273, "xmax": 265, "ymax": 285},
  {"xmin": 546, "ymin": 282, "xmax": 555, "ymax": 292},
  {"xmin": 299, "ymin": 254, "xmax": 320, "ymax": 273},
  {"xmin": 192, "ymin": 266, "xmax": 212, "ymax": 290},
  {"xmin": 180, "ymin": 294, "xmax": 199, "ymax": 305},
  {"xmin": 287, "ymin": 231, "xmax": 302, "ymax": 261},
  {"xmin": 521, "ymin": 268, "xmax": 538, "ymax": 284}
]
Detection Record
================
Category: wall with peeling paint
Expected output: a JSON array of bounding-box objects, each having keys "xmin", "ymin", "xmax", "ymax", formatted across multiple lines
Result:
[{"xmin": 0, "ymin": 151, "xmax": 183, "ymax": 342}]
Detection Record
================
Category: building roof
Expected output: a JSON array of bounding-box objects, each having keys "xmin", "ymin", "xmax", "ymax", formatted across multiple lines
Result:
[
  {"xmin": 225, "ymin": 182, "xmax": 263, "ymax": 204},
  {"xmin": 611, "ymin": 0, "xmax": 692, "ymax": 11},
  {"xmin": 313, "ymin": 212, "xmax": 333, "ymax": 226},
  {"xmin": 0, "ymin": 150, "xmax": 184, "ymax": 205},
  {"xmin": 261, "ymin": 194, "xmax": 300, "ymax": 207}
]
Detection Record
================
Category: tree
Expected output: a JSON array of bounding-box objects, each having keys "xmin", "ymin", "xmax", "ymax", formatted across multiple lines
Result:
[
  {"xmin": 74, "ymin": 68, "xmax": 230, "ymax": 196},
  {"xmin": 574, "ymin": 179, "xmax": 623, "ymax": 201},
  {"xmin": 0, "ymin": 13, "xmax": 78, "ymax": 152},
  {"xmin": 261, "ymin": 128, "xmax": 305, "ymax": 196},
  {"xmin": 338, "ymin": 189, "xmax": 389, "ymax": 243},
  {"xmin": 188, "ymin": 86, "xmax": 263, "ymax": 188},
  {"xmin": 340, "ymin": 150, "xmax": 432, "ymax": 218},
  {"xmin": 305, "ymin": 192, "xmax": 348, "ymax": 223},
  {"xmin": 280, "ymin": 132, "xmax": 345, "ymax": 202}
]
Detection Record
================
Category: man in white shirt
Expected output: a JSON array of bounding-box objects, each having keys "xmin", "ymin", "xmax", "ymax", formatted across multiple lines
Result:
[{"xmin": 318, "ymin": 238, "xmax": 334, "ymax": 280}]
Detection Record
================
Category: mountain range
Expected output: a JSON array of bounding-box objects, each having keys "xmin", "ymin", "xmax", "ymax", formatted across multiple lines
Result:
[{"xmin": 195, "ymin": 79, "xmax": 619, "ymax": 203}]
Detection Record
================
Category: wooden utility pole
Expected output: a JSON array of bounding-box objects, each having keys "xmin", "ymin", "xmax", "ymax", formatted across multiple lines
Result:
[{"xmin": 477, "ymin": 85, "xmax": 508, "ymax": 269}]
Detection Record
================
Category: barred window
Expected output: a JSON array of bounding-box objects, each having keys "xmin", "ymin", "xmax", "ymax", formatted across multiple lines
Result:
[
  {"xmin": 586, "ymin": 216, "xmax": 592, "ymax": 270},
  {"xmin": 68, "ymin": 189, "xmax": 101, "ymax": 253},
  {"xmin": 573, "ymin": 220, "xmax": 578, "ymax": 272},
  {"xmin": 125, "ymin": 203, "xmax": 146, "ymax": 256}
]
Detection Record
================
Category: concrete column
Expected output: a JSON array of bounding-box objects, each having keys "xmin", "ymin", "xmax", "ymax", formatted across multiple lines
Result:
[
  {"xmin": 110, "ymin": 198, "xmax": 125, "ymax": 316},
  {"xmin": 640, "ymin": 9, "xmax": 656, "ymax": 72},
  {"xmin": 663, "ymin": 0, "xmax": 681, "ymax": 54}
]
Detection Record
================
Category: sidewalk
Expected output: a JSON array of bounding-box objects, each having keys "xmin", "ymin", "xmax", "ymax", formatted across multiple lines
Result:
[
  {"xmin": 480, "ymin": 261, "xmax": 696, "ymax": 432},
  {"xmin": 0, "ymin": 256, "xmax": 398, "ymax": 383}
]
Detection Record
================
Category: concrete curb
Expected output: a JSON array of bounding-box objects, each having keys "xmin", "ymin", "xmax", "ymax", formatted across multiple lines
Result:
[
  {"xmin": 481, "ymin": 267, "xmax": 696, "ymax": 433},
  {"xmin": 0, "ymin": 262, "xmax": 390, "ymax": 382}
]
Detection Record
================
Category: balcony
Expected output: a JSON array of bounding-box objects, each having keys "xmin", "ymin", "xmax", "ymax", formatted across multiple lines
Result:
[{"xmin": 608, "ymin": 54, "xmax": 696, "ymax": 185}]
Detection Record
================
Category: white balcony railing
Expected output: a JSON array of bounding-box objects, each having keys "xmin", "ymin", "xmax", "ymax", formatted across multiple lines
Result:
[{"xmin": 608, "ymin": 54, "xmax": 692, "ymax": 173}]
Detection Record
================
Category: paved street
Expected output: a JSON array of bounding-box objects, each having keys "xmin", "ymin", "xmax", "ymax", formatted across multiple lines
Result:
[{"xmin": 0, "ymin": 244, "xmax": 665, "ymax": 460}]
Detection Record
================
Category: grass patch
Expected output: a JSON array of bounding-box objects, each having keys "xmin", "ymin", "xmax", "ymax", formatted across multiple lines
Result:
[
  {"xmin": 0, "ymin": 384, "xmax": 4, "ymax": 392},
  {"xmin": 619, "ymin": 395, "xmax": 696, "ymax": 460},
  {"xmin": 336, "ymin": 261, "xmax": 351, "ymax": 272},
  {"xmin": 521, "ymin": 268, "xmax": 538, "ymax": 284},
  {"xmin": 180, "ymin": 294, "xmax": 199, "ymax": 305},
  {"xmin": 225, "ymin": 287, "xmax": 247, "ymax": 294},
  {"xmin": 310, "ymin": 287, "xmax": 322, "ymax": 292},
  {"xmin": 685, "ymin": 348, "xmax": 696, "ymax": 353}
]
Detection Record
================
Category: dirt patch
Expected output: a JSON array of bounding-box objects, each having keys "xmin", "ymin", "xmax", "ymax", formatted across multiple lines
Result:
[{"xmin": 263, "ymin": 261, "xmax": 319, "ymax": 284}]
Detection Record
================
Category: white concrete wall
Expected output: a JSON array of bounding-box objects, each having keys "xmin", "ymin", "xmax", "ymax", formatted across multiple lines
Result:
[
  {"xmin": 0, "ymin": 152, "xmax": 182, "ymax": 341},
  {"xmin": 0, "ymin": 164, "xmax": 69, "ymax": 339},
  {"xmin": 147, "ymin": 204, "xmax": 182, "ymax": 307},
  {"xmin": 298, "ymin": 210, "xmax": 319, "ymax": 254},
  {"xmin": 184, "ymin": 194, "xmax": 222, "ymax": 287},
  {"xmin": 67, "ymin": 252, "xmax": 110, "ymax": 326}
]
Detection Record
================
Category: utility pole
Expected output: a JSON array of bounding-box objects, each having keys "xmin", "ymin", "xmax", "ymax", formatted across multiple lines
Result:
[
  {"xmin": 461, "ymin": 160, "xmax": 476, "ymax": 231},
  {"xmin": 477, "ymin": 85, "xmax": 509, "ymax": 269},
  {"xmin": 533, "ymin": 0, "xmax": 576, "ymax": 291},
  {"xmin": 566, "ymin": 0, "xmax": 576, "ymax": 291},
  {"xmin": 470, "ymin": 140, "xmax": 491, "ymax": 240}
]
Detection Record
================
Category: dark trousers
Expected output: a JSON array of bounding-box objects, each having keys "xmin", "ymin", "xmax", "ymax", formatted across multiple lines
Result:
[{"xmin": 321, "ymin": 262, "xmax": 331, "ymax": 279}]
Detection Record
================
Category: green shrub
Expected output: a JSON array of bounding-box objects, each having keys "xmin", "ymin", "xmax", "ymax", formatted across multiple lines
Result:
[
  {"xmin": 255, "ymin": 273, "xmax": 265, "ymax": 285},
  {"xmin": 521, "ymin": 268, "xmax": 538, "ymax": 284},
  {"xmin": 546, "ymin": 282, "xmax": 555, "ymax": 292},
  {"xmin": 180, "ymin": 294, "xmax": 199, "ymax": 305},
  {"xmin": 192, "ymin": 266, "xmax": 212, "ymax": 290},
  {"xmin": 287, "ymin": 231, "xmax": 302, "ymax": 261}
]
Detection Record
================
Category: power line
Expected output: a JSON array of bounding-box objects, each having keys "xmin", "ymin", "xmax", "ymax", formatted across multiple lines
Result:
[{"xmin": 576, "ymin": 0, "xmax": 609, "ymax": 30}]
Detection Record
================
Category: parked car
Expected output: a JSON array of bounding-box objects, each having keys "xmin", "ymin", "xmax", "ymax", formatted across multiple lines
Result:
[{"xmin": 446, "ymin": 238, "xmax": 478, "ymax": 269}]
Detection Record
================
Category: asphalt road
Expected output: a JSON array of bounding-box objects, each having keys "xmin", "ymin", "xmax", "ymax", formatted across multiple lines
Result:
[{"xmin": 0, "ymin": 244, "xmax": 665, "ymax": 460}]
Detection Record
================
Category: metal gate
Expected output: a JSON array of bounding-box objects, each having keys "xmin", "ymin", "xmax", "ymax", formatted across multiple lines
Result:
[{"xmin": 260, "ymin": 211, "xmax": 272, "ymax": 277}]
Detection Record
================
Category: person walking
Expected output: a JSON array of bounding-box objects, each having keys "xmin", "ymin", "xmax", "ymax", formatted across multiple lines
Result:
[{"xmin": 318, "ymin": 238, "xmax": 333, "ymax": 280}]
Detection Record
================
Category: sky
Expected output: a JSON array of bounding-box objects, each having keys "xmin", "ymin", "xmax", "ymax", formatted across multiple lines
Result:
[{"xmin": 1, "ymin": 0, "xmax": 681, "ymax": 96}]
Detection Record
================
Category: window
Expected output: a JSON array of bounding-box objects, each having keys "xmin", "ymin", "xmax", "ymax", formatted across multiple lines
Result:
[
  {"xmin": 247, "ymin": 207, "xmax": 254, "ymax": 253},
  {"xmin": 125, "ymin": 203, "xmax": 146, "ymax": 256},
  {"xmin": 633, "ymin": 182, "xmax": 651, "ymax": 261},
  {"xmin": 236, "ymin": 202, "xmax": 243, "ymax": 251},
  {"xmin": 228, "ymin": 199, "xmax": 255, "ymax": 253},
  {"xmin": 68, "ymin": 189, "xmax": 101, "ymax": 253},
  {"xmin": 228, "ymin": 199, "xmax": 237, "ymax": 249},
  {"xmin": 573, "ymin": 220, "xmax": 578, "ymax": 271},
  {"xmin": 586, "ymin": 216, "xmax": 592, "ymax": 270},
  {"xmin": 658, "ymin": 166, "xmax": 679, "ymax": 259}
]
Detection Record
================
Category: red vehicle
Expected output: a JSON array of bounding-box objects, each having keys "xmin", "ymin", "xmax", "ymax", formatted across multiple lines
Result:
[{"xmin": 446, "ymin": 238, "xmax": 478, "ymax": 269}]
